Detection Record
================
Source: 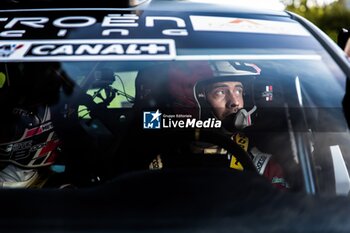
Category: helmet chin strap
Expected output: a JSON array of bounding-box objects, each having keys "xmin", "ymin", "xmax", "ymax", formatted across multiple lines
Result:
[{"xmin": 222, "ymin": 105, "xmax": 257, "ymax": 131}]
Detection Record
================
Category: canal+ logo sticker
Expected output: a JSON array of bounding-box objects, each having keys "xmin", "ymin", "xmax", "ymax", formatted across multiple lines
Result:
[
  {"xmin": 0, "ymin": 39, "xmax": 175, "ymax": 61},
  {"xmin": 143, "ymin": 110, "xmax": 162, "ymax": 129},
  {"xmin": 0, "ymin": 44, "xmax": 24, "ymax": 57}
]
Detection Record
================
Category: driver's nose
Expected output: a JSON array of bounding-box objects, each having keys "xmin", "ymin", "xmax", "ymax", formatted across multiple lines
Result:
[{"xmin": 225, "ymin": 92, "xmax": 240, "ymax": 108}]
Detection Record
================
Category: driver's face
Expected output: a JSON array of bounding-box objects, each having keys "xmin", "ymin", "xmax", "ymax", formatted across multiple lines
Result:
[{"xmin": 205, "ymin": 81, "xmax": 244, "ymax": 120}]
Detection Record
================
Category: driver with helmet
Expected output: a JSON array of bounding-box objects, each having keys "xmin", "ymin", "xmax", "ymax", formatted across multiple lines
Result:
[
  {"xmin": 0, "ymin": 105, "xmax": 61, "ymax": 188},
  {"xmin": 0, "ymin": 63, "xmax": 70, "ymax": 188},
  {"xmin": 143, "ymin": 61, "xmax": 289, "ymax": 189}
]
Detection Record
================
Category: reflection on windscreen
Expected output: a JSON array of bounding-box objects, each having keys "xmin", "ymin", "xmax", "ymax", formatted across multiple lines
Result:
[{"xmin": 0, "ymin": 57, "xmax": 349, "ymax": 195}]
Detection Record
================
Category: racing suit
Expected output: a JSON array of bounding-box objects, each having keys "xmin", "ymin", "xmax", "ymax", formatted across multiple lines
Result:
[{"xmin": 149, "ymin": 132, "xmax": 289, "ymax": 190}]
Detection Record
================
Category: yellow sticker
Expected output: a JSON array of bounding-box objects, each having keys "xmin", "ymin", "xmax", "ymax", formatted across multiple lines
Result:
[
  {"xmin": 229, "ymin": 133, "xmax": 249, "ymax": 171},
  {"xmin": 230, "ymin": 155, "xmax": 244, "ymax": 171},
  {"xmin": 235, "ymin": 133, "xmax": 249, "ymax": 152},
  {"xmin": 0, "ymin": 72, "xmax": 6, "ymax": 88}
]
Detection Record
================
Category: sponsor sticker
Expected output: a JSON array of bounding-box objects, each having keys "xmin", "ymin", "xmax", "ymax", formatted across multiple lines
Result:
[
  {"xmin": 262, "ymin": 85, "xmax": 273, "ymax": 101},
  {"xmin": 252, "ymin": 150, "xmax": 272, "ymax": 175},
  {"xmin": 0, "ymin": 39, "xmax": 176, "ymax": 61},
  {"xmin": 230, "ymin": 155, "xmax": 244, "ymax": 171},
  {"xmin": 190, "ymin": 15, "xmax": 311, "ymax": 36}
]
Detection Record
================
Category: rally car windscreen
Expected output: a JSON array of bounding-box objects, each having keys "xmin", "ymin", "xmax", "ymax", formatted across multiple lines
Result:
[{"xmin": 0, "ymin": 54, "xmax": 349, "ymax": 193}]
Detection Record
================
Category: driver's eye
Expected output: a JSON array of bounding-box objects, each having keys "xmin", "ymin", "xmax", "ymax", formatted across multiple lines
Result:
[
  {"xmin": 215, "ymin": 90, "xmax": 225, "ymax": 95},
  {"xmin": 234, "ymin": 88, "xmax": 243, "ymax": 96}
]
